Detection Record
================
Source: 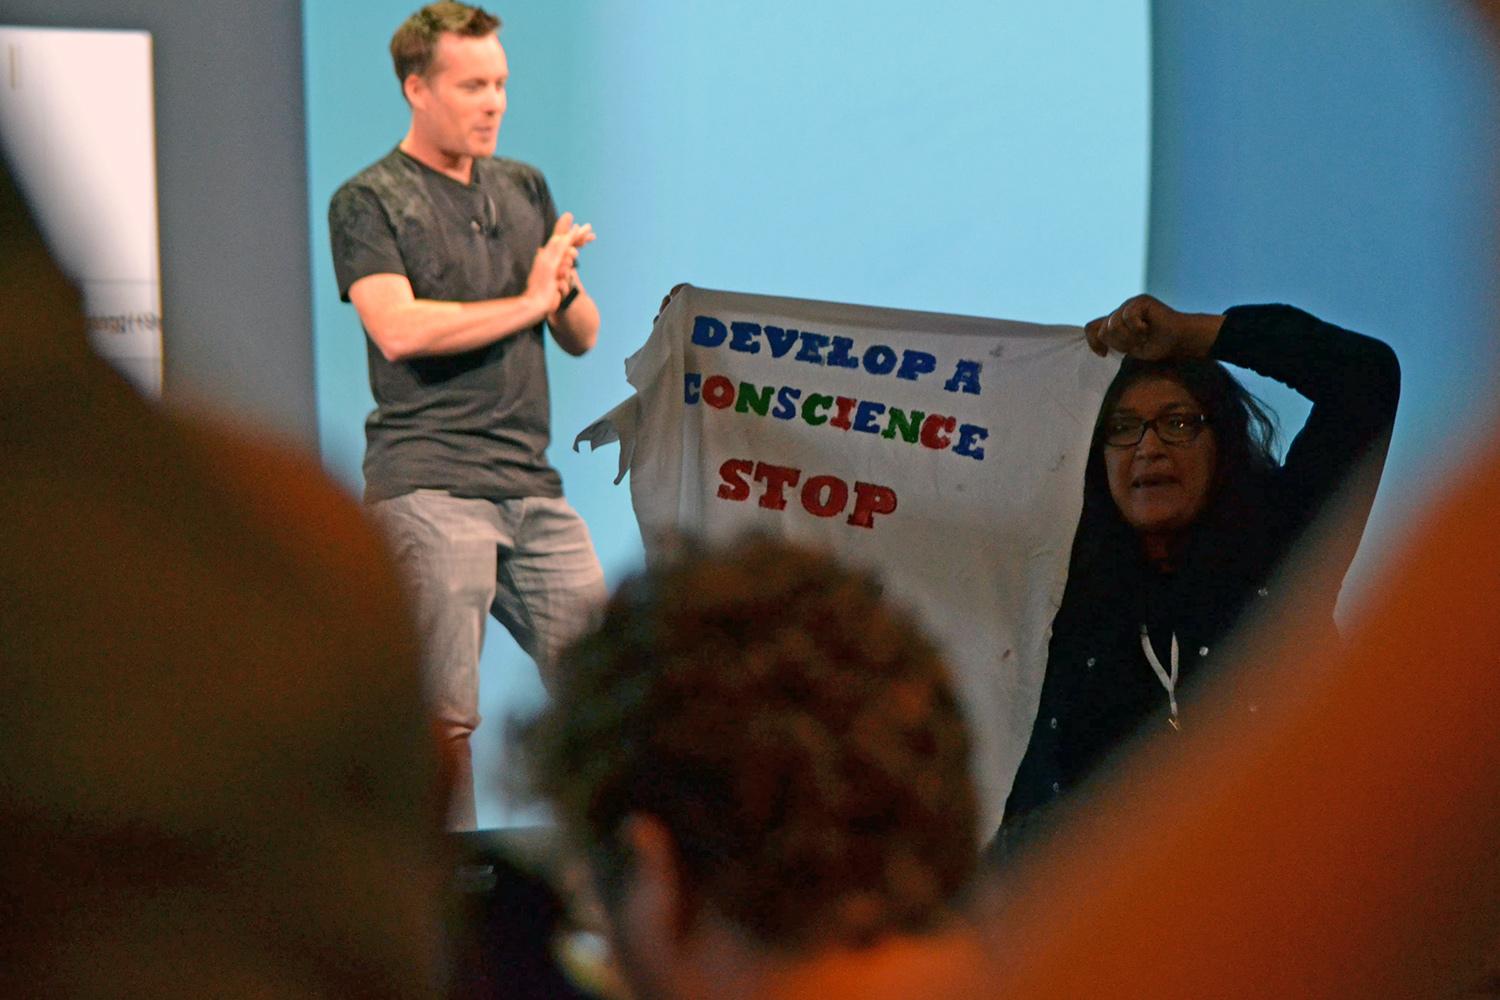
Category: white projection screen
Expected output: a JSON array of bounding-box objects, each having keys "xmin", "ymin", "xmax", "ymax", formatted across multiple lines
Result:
[{"xmin": 1, "ymin": 26, "xmax": 162, "ymax": 395}]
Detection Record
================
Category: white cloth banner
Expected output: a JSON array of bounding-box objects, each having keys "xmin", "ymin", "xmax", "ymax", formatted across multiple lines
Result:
[{"xmin": 577, "ymin": 285, "xmax": 1119, "ymax": 835}]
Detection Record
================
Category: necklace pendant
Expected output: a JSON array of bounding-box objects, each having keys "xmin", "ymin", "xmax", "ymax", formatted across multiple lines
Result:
[{"xmin": 1169, "ymin": 715, "xmax": 1181, "ymax": 732}]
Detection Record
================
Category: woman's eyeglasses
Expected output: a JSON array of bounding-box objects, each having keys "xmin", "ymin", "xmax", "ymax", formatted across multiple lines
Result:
[{"xmin": 1103, "ymin": 411, "xmax": 1209, "ymax": 447}]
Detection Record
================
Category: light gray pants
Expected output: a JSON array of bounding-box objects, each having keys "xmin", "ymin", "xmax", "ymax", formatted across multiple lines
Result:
[{"xmin": 370, "ymin": 490, "xmax": 606, "ymax": 829}]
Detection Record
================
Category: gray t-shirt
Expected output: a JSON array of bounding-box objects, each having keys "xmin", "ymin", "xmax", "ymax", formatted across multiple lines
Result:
[{"xmin": 329, "ymin": 148, "xmax": 563, "ymax": 503}]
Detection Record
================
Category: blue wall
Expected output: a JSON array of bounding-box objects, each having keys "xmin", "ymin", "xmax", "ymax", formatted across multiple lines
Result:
[
  {"xmin": 305, "ymin": 2, "xmax": 1151, "ymax": 826},
  {"xmin": 1147, "ymin": 3, "xmax": 1500, "ymax": 609}
]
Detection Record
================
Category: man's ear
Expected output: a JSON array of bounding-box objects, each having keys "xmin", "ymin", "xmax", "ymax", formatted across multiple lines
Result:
[
  {"xmin": 402, "ymin": 73, "xmax": 427, "ymax": 109},
  {"xmin": 619, "ymin": 813, "xmax": 692, "ymax": 943}
]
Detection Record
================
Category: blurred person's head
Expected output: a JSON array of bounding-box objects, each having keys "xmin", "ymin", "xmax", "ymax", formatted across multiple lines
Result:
[
  {"xmin": 523, "ymin": 535, "xmax": 983, "ymax": 999},
  {"xmin": 0, "ymin": 151, "xmax": 445, "ymax": 997}
]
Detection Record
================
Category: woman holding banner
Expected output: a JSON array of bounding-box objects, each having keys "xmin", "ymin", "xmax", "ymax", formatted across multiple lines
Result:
[{"xmin": 997, "ymin": 294, "xmax": 1400, "ymax": 846}]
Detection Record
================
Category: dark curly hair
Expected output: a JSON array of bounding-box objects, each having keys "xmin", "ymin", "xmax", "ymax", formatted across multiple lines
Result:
[
  {"xmin": 521, "ymin": 535, "xmax": 978, "ymax": 950},
  {"xmin": 390, "ymin": 2, "xmax": 501, "ymax": 88}
]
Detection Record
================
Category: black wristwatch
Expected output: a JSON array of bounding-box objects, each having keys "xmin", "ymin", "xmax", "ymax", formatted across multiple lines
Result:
[{"xmin": 557, "ymin": 281, "xmax": 581, "ymax": 314}]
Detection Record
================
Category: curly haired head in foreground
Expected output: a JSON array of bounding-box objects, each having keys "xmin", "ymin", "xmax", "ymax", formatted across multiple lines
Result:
[{"xmin": 522, "ymin": 534, "xmax": 978, "ymax": 952}]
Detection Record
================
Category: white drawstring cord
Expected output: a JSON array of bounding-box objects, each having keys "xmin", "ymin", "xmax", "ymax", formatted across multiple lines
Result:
[{"xmin": 1140, "ymin": 625, "xmax": 1181, "ymax": 730}]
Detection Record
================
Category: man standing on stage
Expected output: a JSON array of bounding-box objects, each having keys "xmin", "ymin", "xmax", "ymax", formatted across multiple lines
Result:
[{"xmin": 329, "ymin": 2, "xmax": 605, "ymax": 829}]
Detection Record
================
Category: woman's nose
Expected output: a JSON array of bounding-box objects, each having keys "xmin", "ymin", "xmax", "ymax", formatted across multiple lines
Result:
[{"xmin": 1135, "ymin": 425, "xmax": 1170, "ymax": 455}]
